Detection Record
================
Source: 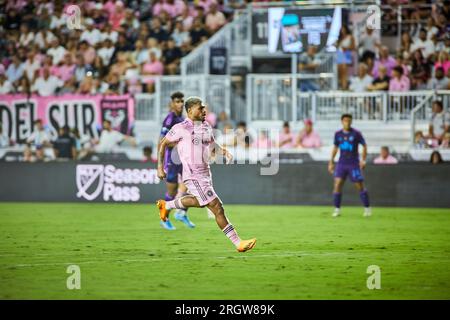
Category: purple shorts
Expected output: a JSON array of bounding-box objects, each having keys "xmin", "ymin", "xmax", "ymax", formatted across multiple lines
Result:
[
  {"xmin": 334, "ymin": 163, "xmax": 364, "ymax": 182},
  {"xmin": 165, "ymin": 163, "xmax": 183, "ymax": 183}
]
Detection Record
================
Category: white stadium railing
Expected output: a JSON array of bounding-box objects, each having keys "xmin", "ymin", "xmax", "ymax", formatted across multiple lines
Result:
[{"xmin": 135, "ymin": 75, "xmax": 231, "ymax": 123}]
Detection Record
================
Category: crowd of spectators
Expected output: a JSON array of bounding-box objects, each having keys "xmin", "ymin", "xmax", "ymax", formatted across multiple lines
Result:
[
  {"xmin": 0, "ymin": 0, "xmax": 233, "ymax": 96},
  {"xmin": 332, "ymin": 1, "xmax": 450, "ymax": 92}
]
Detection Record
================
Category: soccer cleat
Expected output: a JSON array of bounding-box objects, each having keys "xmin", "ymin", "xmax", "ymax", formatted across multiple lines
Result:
[
  {"xmin": 156, "ymin": 199, "xmax": 169, "ymax": 221},
  {"xmin": 332, "ymin": 208, "xmax": 341, "ymax": 217},
  {"xmin": 237, "ymin": 238, "xmax": 257, "ymax": 252},
  {"xmin": 174, "ymin": 210, "xmax": 196, "ymax": 228},
  {"xmin": 160, "ymin": 219, "xmax": 176, "ymax": 230},
  {"xmin": 363, "ymin": 207, "xmax": 372, "ymax": 217}
]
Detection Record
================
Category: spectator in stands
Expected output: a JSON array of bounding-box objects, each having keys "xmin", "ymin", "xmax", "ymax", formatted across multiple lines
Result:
[
  {"xmin": 349, "ymin": 63, "xmax": 373, "ymax": 92},
  {"xmin": 142, "ymin": 146, "xmax": 157, "ymax": 163},
  {"xmin": 16, "ymin": 76, "xmax": 32, "ymax": 95},
  {"xmin": 98, "ymin": 38, "xmax": 116, "ymax": 67},
  {"xmin": 216, "ymin": 111, "xmax": 235, "ymax": 132},
  {"xmin": 336, "ymin": 25, "xmax": 355, "ymax": 90},
  {"xmin": 59, "ymin": 76, "xmax": 77, "ymax": 95},
  {"xmin": 100, "ymin": 72, "xmax": 124, "ymax": 95},
  {"xmin": 53, "ymin": 125, "xmax": 77, "ymax": 160},
  {"xmin": 205, "ymin": 2, "xmax": 227, "ymax": 34},
  {"xmin": 0, "ymin": 124, "xmax": 11, "ymax": 148},
  {"xmin": 236, "ymin": 121, "xmax": 252, "ymax": 148},
  {"xmin": 278, "ymin": 121, "xmax": 295, "ymax": 149},
  {"xmin": 149, "ymin": 17, "xmax": 169, "ymax": 43},
  {"xmin": 428, "ymin": 67, "xmax": 449, "ymax": 90},
  {"xmin": 389, "ymin": 66, "xmax": 410, "ymax": 92},
  {"xmin": 411, "ymin": 50, "xmax": 430, "ymax": 89},
  {"xmin": 373, "ymin": 146, "xmax": 398, "ymax": 164},
  {"xmin": 163, "ymin": 38, "xmax": 182, "ymax": 74},
  {"xmin": 252, "ymin": 130, "xmax": 273, "ymax": 149},
  {"xmin": 298, "ymin": 45, "xmax": 320, "ymax": 91},
  {"xmin": 0, "ymin": 65, "xmax": 13, "ymax": 94},
  {"xmin": 24, "ymin": 48, "xmax": 41, "ymax": 83},
  {"xmin": 428, "ymin": 100, "xmax": 449, "ymax": 145},
  {"xmin": 373, "ymin": 46, "xmax": 397, "ymax": 78},
  {"xmin": 81, "ymin": 19, "xmax": 103, "ymax": 46},
  {"xmin": 435, "ymin": 50, "xmax": 450, "ymax": 75},
  {"xmin": 6, "ymin": 55, "xmax": 25, "ymax": 87},
  {"xmin": 32, "ymin": 67, "xmax": 64, "ymax": 96},
  {"xmin": 216, "ymin": 123, "xmax": 237, "ymax": 147},
  {"xmin": 91, "ymin": 120, "xmax": 136, "ymax": 154},
  {"xmin": 359, "ymin": 26, "xmax": 381, "ymax": 63},
  {"xmin": 47, "ymin": 38, "xmax": 67, "ymax": 66},
  {"xmin": 24, "ymin": 119, "xmax": 51, "ymax": 162},
  {"xmin": 141, "ymin": 51, "xmax": 164, "ymax": 92},
  {"xmin": 171, "ymin": 20, "xmax": 190, "ymax": 48},
  {"xmin": 430, "ymin": 150, "xmax": 444, "ymax": 164},
  {"xmin": 411, "ymin": 28, "xmax": 436, "ymax": 59},
  {"xmin": 368, "ymin": 65, "xmax": 390, "ymax": 91},
  {"xmin": 56, "ymin": 53, "xmax": 76, "ymax": 83},
  {"xmin": 414, "ymin": 131, "xmax": 427, "ymax": 149},
  {"xmin": 189, "ymin": 17, "xmax": 209, "ymax": 46},
  {"xmin": 399, "ymin": 31, "xmax": 413, "ymax": 60},
  {"xmin": 79, "ymin": 40, "xmax": 97, "ymax": 66},
  {"xmin": 296, "ymin": 119, "xmax": 321, "ymax": 149}
]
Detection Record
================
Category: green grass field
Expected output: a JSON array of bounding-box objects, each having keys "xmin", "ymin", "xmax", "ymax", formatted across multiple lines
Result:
[{"xmin": 0, "ymin": 202, "xmax": 449, "ymax": 299}]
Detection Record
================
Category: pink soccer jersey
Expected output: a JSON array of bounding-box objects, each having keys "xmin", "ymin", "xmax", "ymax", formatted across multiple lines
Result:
[
  {"xmin": 165, "ymin": 118, "xmax": 214, "ymax": 181},
  {"xmin": 165, "ymin": 118, "xmax": 220, "ymax": 206}
]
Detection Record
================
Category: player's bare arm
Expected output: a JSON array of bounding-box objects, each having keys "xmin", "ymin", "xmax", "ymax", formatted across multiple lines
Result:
[
  {"xmin": 157, "ymin": 137, "xmax": 177, "ymax": 179},
  {"xmin": 212, "ymin": 139, "xmax": 233, "ymax": 164},
  {"xmin": 328, "ymin": 145, "xmax": 338, "ymax": 174},
  {"xmin": 360, "ymin": 144, "xmax": 367, "ymax": 170}
]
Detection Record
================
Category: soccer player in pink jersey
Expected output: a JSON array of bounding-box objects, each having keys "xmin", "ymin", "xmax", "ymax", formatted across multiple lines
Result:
[{"xmin": 156, "ymin": 97, "xmax": 257, "ymax": 252}]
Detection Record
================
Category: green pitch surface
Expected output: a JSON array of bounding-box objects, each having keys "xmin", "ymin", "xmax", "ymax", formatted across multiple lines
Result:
[{"xmin": 0, "ymin": 203, "xmax": 449, "ymax": 299}]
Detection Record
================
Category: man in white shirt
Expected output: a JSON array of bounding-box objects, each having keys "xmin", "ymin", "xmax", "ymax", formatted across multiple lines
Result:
[
  {"xmin": 0, "ymin": 65, "xmax": 13, "ymax": 94},
  {"xmin": 428, "ymin": 100, "xmax": 449, "ymax": 144},
  {"xmin": 94, "ymin": 120, "xmax": 136, "ymax": 153},
  {"xmin": 410, "ymin": 28, "xmax": 435, "ymax": 59},
  {"xmin": 24, "ymin": 119, "xmax": 52, "ymax": 162},
  {"xmin": 47, "ymin": 38, "xmax": 67, "ymax": 66},
  {"xmin": 32, "ymin": 67, "xmax": 64, "ymax": 96},
  {"xmin": 349, "ymin": 63, "xmax": 373, "ymax": 92},
  {"xmin": 98, "ymin": 39, "xmax": 116, "ymax": 66},
  {"xmin": 80, "ymin": 19, "xmax": 102, "ymax": 46}
]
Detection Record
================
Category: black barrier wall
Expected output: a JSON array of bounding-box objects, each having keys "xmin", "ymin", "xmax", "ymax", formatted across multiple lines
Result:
[{"xmin": 0, "ymin": 162, "xmax": 449, "ymax": 208}]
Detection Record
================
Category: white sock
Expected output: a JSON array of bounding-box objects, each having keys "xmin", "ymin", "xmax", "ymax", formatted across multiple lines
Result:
[{"xmin": 222, "ymin": 224, "xmax": 241, "ymax": 247}]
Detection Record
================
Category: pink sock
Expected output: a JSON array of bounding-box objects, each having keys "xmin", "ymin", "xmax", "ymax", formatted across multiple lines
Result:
[
  {"xmin": 165, "ymin": 198, "xmax": 186, "ymax": 210},
  {"xmin": 222, "ymin": 224, "xmax": 241, "ymax": 247}
]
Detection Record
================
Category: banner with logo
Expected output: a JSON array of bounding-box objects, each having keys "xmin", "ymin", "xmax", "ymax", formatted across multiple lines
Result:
[{"xmin": 0, "ymin": 94, "xmax": 135, "ymax": 143}]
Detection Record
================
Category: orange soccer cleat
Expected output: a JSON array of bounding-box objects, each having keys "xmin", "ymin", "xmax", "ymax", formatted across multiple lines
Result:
[
  {"xmin": 156, "ymin": 200, "xmax": 169, "ymax": 221},
  {"xmin": 237, "ymin": 238, "xmax": 257, "ymax": 252}
]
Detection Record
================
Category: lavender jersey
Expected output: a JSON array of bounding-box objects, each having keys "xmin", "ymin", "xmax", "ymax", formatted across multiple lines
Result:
[
  {"xmin": 334, "ymin": 128, "xmax": 366, "ymax": 165},
  {"xmin": 165, "ymin": 118, "xmax": 214, "ymax": 181},
  {"xmin": 161, "ymin": 111, "xmax": 184, "ymax": 167}
]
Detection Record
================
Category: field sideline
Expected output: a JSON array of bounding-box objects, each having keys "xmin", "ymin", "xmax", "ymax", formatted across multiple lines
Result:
[{"xmin": 0, "ymin": 202, "xmax": 449, "ymax": 299}]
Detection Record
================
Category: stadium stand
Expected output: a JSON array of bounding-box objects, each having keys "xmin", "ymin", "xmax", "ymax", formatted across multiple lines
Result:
[{"xmin": 0, "ymin": 0, "xmax": 449, "ymax": 162}]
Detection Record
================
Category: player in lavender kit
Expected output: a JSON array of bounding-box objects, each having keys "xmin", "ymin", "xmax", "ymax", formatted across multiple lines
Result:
[
  {"xmin": 328, "ymin": 114, "xmax": 372, "ymax": 217},
  {"xmin": 158, "ymin": 91, "xmax": 195, "ymax": 230},
  {"xmin": 156, "ymin": 97, "xmax": 257, "ymax": 252}
]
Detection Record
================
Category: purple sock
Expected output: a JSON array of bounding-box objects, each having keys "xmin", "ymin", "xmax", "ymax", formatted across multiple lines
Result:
[
  {"xmin": 333, "ymin": 192, "xmax": 342, "ymax": 208},
  {"xmin": 359, "ymin": 190, "xmax": 370, "ymax": 208},
  {"xmin": 165, "ymin": 192, "xmax": 175, "ymax": 201}
]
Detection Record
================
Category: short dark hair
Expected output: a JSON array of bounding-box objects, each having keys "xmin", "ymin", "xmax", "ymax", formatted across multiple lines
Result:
[
  {"xmin": 430, "ymin": 150, "xmax": 444, "ymax": 163},
  {"xmin": 237, "ymin": 121, "xmax": 247, "ymax": 128},
  {"xmin": 184, "ymin": 96, "xmax": 203, "ymax": 112},
  {"xmin": 433, "ymin": 100, "xmax": 443, "ymax": 109},
  {"xmin": 381, "ymin": 146, "xmax": 389, "ymax": 152},
  {"xmin": 104, "ymin": 119, "xmax": 112, "ymax": 125},
  {"xmin": 393, "ymin": 65, "xmax": 404, "ymax": 76},
  {"xmin": 341, "ymin": 114, "xmax": 352, "ymax": 120},
  {"xmin": 170, "ymin": 91, "xmax": 184, "ymax": 100},
  {"xmin": 34, "ymin": 119, "xmax": 42, "ymax": 125},
  {"xmin": 143, "ymin": 146, "xmax": 152, "ymax": 154},
  {"xmin": 283, "ymin": 121, "xmax": 290, "ymax": 128}
]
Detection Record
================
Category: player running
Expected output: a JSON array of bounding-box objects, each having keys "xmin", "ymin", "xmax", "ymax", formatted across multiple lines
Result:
[
  {"xmin": 328, "ymin": 114, "xmax": 372, "ymax": 217},
  {"xmin": 156, "ymin": 97, "xmax": 257, "ymax": 252},
  {"xmin": 158, "ymin": 91, "xmax": 195, "ymax": 230}
]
